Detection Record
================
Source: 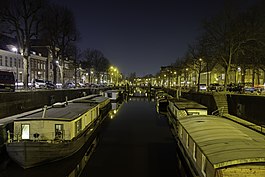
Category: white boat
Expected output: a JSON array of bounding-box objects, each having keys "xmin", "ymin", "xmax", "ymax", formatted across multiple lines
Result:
[
  {"xmin": 6, "ymin": 95, "xmax": 111, "ymax": 168},
  {"xmin": 104, "ymin": 90, "xmax": 122, "ymax": 101}
]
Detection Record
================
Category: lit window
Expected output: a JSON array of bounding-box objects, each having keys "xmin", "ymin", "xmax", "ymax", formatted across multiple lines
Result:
[
  {"xmin": 75, "ymin": 119, "xmax": 82, "ymax": 135},
  {"xmin": 201, "ymin": 154, "xmax": 207, "ymax": 176},
  {"xmin": 21, "ymin": 124, "xmax": 30, "ymax": 139},
  {"xmin": 186, "ymin": 133, "xmax": 189, "ymax": 148},
  {"xmin": 55, "ymin": 124, "xmax": 63, "ymax": 139},
  {"xmin": 193, "ymin": 143, "xmax": 197, "ymax": 161}
]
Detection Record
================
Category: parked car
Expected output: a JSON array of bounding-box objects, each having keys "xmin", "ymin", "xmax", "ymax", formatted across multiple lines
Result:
[
  {"xmin": 33, "ymin": 79, "xmax": 46, "ymax": 89},
  {"xmin": 63, "ymin": 82, "xmax": 75, "ymax": 89},
  {"xmin": 227, "ymin": 83, "xmax": 244, "ymax": 93},
  {"xmin": 209, "ymin": 83, "xmax": 223, "ymax": 92},
  {"xmin": 198, "ymin": 84, "xmax": 207, "ymax": 91},
  {"xmin": 45, "ymin": 81, "xmax": 56, "ymax": 89}
]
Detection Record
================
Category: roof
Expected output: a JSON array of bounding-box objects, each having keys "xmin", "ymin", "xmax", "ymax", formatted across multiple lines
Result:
[
  {"xmin": 105, "ymin": 90, "xmax": 121, "ymax": 93},
  {"xmin": 73, "ymin": 96, "xmax": 109, "ymax": 104},
  {"xmin": 16, "ymin": 102, "xmax": 96, "ymax": 121},
  {"xmin": 179, "ymin": 115, "xmax": 265, "ymax": 168},
  {"xmin": 169, "ymin": 98, "xmax": 207, "ymax": 110}
]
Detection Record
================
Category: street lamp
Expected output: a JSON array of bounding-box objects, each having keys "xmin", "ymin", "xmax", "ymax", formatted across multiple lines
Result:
[{"xmin": 12, "ymin": 47, "xmax": 18, "ymax": 89}]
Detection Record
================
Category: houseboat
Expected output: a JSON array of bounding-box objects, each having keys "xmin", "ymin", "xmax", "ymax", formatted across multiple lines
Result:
[
  {"xmin": 6, "ymin": 95, "xmax": 111, "ymax": 168},
  {"xmin": 167, "ymin": 98, "xmax": 208, "ymax": 139},
  {"xmin": 168, "ymin": 98, "xmax": 207, "ymax": 118},
  {"xmin": 104, "ymin": 90, "xmax": 122, "ymax": 101},
  {"xmin": 176, "ymin": 115, "xmax": 265, "ymax": 177},
  {"xmin": 156, "ymin": 93, "xmax": 173, "ymax": 114}
]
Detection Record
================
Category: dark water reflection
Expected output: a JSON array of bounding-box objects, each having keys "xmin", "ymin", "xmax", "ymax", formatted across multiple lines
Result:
[{"xmin": 0, "ymin": 93, "xmax": 191, "ymax": 177}]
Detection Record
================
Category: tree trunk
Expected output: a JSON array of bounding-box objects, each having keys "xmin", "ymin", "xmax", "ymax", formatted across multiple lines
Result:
[
  {"xmin": 23, "ymin": 56, "xmax": 28, "ymax": 89},
  {"xmin": 252, "ymin": 68, "xmax": 255, "ymax": 87}
]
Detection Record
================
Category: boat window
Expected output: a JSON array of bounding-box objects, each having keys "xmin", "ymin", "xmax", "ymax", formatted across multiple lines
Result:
[
  {"xmin": 107, "ymin": 92, "xmax": 112, "ymax": 98},
  {"xmin": 21, "ymin": 124, "xmax": 30, "ymax": 139},
  {"xmin": 55, "ymin": 124, "xmax": 63, "ymax": 139},
  {"xmin": 201, "ymin": 154, "xmax": 207, "ymax": 176},
  {"xmin": 186, "ymin": 133, "xmax": 189, "ymax": 148},
  {"xmin": 193, "ymin": 142, "xmax": 197, "ymax": 161},
  {"xmin": 75, "ymin": 119, "xmax": 82, "ymax": 135},
  {"xmin": 179, "ymin": 126, "xmax": 183, "ymax": 138}
]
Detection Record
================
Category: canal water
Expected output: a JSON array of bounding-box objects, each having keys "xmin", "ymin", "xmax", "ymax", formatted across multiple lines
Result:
[{"xmin": 0, "ymin": 95, "xmax": 192, "ymax": 177}]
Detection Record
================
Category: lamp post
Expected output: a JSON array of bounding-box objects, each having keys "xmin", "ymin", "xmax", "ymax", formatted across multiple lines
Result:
[{"xmin": 12, "ymin": 47, "xmax": 18, "ymax": 90}]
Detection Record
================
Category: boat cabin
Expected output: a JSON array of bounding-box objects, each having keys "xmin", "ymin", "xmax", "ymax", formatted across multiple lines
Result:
[
  {"xmin": 104, "ymin": 90, "xmax": 121, "ymax": 101},
  {"xmin": 12, "ymin": 102, "xmax": 100, "ymax": 142},
  {"xmin": 178, "ymin": 115, "xmax": 265, "ymax": 177},
  {"xmin": 168, "ymin": 98, "xmax": 207, "ymax": 118}
]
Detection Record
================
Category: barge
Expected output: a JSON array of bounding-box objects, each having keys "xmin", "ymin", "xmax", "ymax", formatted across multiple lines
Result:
[
  {"xmin": 176, "ymin": 115, "xmax": 265, "ymax": 177},
  {"xmin": 6, "ymin": 95, "xmax": 110, "ymax": 168}
]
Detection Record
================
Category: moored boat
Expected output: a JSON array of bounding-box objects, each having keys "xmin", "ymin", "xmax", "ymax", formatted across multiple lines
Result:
[
  {"xmin": 167, "ymin": 98, "xmax": 207, "ymax": 135},
  {"xmin": 6, "ymin": 95, "xmax": 111, "ymax": 168},
  {"xmin": 176, "ymin": 115, "xmax": 265, "ymax": 177},
  {"xmin": 168, "ymin": 98, "xmax": 208, "ymax": 118},
  {"xmin": 104, "ymin": 90, "xmax": 122, "ymax": 101}
]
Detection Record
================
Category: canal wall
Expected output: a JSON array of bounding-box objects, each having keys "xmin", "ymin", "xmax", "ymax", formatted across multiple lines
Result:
[
  {"xmin": 178, "ymin": 91, "xmax": 265, "ymax": 125},
  {"xmin": 227, "ymin": 94, "xmax": 265, "ymax": 125},
  {"xmin": 0, "ymin": 89, "xmax": 101, "ymax": 119}
]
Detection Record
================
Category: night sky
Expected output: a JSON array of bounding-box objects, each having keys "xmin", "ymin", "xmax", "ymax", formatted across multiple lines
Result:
[{"xmin": 51, "ymin": 0, "xmax": 252, "ymax": 77}]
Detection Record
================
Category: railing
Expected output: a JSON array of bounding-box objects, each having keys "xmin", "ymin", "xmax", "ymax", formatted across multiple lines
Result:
[{"xmin": 211, "ymin": 107, "xmax": 224, "ymax": 116}]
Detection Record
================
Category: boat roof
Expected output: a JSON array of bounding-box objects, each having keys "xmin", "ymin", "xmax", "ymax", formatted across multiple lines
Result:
[
  {"xmin": 169, "ymin": 98, "xmax": 207, "ymax": 110},
  {"xmin": 15, "ymin": 102, "xmax": 97, "ymax": 121},
  {"xmin": 179, "ymin": 115, "xmax": 265, "ymax": 168},
  {"xmin": 73, "ymin": 96, "xmax": 109, "ymax": 104},
  {"xmin": 105, "ymin": 90, "xmax": 121, "ymax": 93}
]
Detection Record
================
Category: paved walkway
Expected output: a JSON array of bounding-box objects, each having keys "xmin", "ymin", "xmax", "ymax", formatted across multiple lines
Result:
[{"xmin": 80, "ymin": 98, "xmax": 178, "ymax": 177}]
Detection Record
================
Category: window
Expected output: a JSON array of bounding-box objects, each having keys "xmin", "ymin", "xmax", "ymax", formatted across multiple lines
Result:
[
  {"xmin": 179, "ymin": 126, "xmax": 183, "ymax": 138},
  {"xmin": 14, "ymin": 58, "xmax": 17, "ymax": 67},
  {"xmin": 0, "ymin": 55, "xmax": 2, "ymax": 66},
  {"xmin": 18, "ymin": 59, "xmax": 21, "ymax": 68},
  {"xmin": 186, "ymin": 133, "xmax": 189, "ymax": 148},
  {"xmin": 193, "ymin": 143, "xmax": 197, "ymax": 161},
  {"xmin": 5, "ymin": 56, "xmax": 8, "ymax": 66},
  {"xmin": 55, "ymin": 124, "xmax": 63, "ymax": 139},
  {"xmin": 10, "ymin": 57, "xmax": 12, "ymax": 67},
  {"xmin": 201, "ymin": 154, "xmax": 207, "ymax": 176},
  {"xmin": 21, "ymin": 124, "xmax": 30, "ymax": 139},
  {"xmin": 75, "ymin": 119, "xmax": 82, "ymax": 135}
]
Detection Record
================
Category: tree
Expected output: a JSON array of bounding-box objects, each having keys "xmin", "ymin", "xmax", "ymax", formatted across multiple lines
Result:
[
  {"xmin": 0, "ymin": 0, "xmax": 46, "ymax": 89},
  {"xmin": 202, "ymin": 4, "xmax": 245, "ymax": 90},
  {"xmin": 82, "ymin": 49, "xmax": 110, "ymax": 84},
  {"xmin": 67, "ymin": 45, "xmax": 82, "ymax": 87},
  {"xmin": 41, "ymin": 3, "xmax": 79, "ymax": 84}
]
